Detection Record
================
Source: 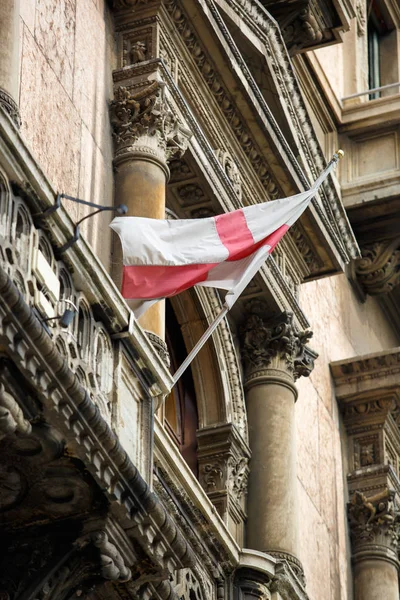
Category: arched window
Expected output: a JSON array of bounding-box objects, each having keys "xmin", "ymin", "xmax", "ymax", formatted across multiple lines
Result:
[
  {"xmin": 165, "ymin": 300, "xmax": 199, "ymax": 477},
  {"xmin": 14, "ymin": 205, "xmax": 31, "ymax": 267}
]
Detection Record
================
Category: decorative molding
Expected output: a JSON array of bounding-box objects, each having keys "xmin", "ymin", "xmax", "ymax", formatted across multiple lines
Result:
[
  {"xmin": 197, "ymin": 423, "xmax": 251, "ymax": 533},
  {"xmin": 209, "ymin": 0, "xmax": 359, "ymax": 262},
  {"xmin": 240, "ymin": 306, "xmax": 317, "ymax": 380},
  {"xmin": 215, "ymin": 149, "xmax": 242, "ymax": 200},
  {"xmin": 163, "ymin": 0, "xmax": 281, "ymax": 200},
  {"xmin": 0, "ymin": 87, "xmax": 20, "ymax": 128},
  {"xmin": 356, "ymin": 0, "xmax": 366, "ymax": 36},
  {"xmin": 355, "ymin": 238, "xmax": 400, "ymax": 296},
  {"xmin": 145, "ymin": 331, "xmax": 171, "ymax": 369}
]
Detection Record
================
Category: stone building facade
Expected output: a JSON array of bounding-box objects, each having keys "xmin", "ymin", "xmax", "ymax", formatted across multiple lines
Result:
[{"xmin": 0, "ymin": 1, "xmax": 399, "ymax": 599}]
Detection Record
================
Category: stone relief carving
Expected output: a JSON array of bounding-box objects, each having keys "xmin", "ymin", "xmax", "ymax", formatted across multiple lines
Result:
[
  {"xmin": 240, "ymin": 305, "xmax": 316, "ymax": 379},
  {"xmin": 0, "ymin": 182, "xmax": 125, "ymax": 425},
  {"xmin": 356, "ymin": 0, "xmax": 366, "ymax": 36},
  {"xmin": 280, "ymin": 5, "xmax": 324, "ymax": 55},
  {"xmin": 355, "ymin": 238, "xmax": 400, "ymax": 296},
  {"xmin": 0, "ymin": 87, "xmax": 21, "ymax": 128},
  {"xmin": 0, "ymin": 383, "xmax": 32, "ymax": 441},
  {"xmin": 91, "ymin": 531, "xmax": 131, "ymax": 582},
  {"xmin": 163, "ymin": 0, "xmax": 280, "ymax": 200},
  {"xmin": 215, "ymin": 149, "xmax": 242, "ymax": 200},
  {"xmin": 110, "ymin": 82, "xmax": 191, "ymax": 164},
  {"xmin": 353, "ymin": 436, "xmax": 380, "ymax": 470},
  {"xmin": 348, "ymin": 489, "xmax": 400, "ymax": 549}
]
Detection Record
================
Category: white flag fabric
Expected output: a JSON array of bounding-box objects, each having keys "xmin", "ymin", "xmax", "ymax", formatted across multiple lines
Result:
[{"xmin": 111, "ymin": 154, "xmax": 340, "ymax": 316}]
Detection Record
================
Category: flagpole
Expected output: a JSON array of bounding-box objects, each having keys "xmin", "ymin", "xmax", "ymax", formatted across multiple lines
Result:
[
  {"xmin": 172, "ymin": 303, "xmax": 229, "ymax": 384},
  {"xmin": 169, "ymin": 149, "xmax": 344, "ymax": 386}
]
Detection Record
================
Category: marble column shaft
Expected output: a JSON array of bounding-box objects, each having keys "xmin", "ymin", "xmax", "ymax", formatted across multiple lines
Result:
[{"xmin": 241, "ymin": 308, "xmax": 316, "ymax": 573}]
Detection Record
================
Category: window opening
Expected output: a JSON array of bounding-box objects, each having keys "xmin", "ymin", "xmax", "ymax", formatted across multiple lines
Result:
[{"xmin": 165, "ymin": 300, "xmax": 199, "ymax": 477}]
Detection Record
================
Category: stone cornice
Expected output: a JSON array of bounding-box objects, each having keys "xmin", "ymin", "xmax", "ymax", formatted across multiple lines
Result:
[
  {"xmin": 0, "ymin": 267, "xmax": 196, "ymax": 576},
  {"xmin": 330, "ymin": 348, "xmax": 400, "ymax": 402},
  {"xmin": 211, "ymin": 0, "xmax": 359, "ymax": 263}
]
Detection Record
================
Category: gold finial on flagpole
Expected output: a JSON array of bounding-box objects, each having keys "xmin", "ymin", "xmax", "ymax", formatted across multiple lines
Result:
[{"xmin": 336, "ymin": 149, "xmax": 345, "ymax": 159}]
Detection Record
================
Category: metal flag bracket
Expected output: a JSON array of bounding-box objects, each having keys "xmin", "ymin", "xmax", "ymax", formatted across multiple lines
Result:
[{"xmin": 40, "ymin": 193, "xmax": 128, "ymax": 254}]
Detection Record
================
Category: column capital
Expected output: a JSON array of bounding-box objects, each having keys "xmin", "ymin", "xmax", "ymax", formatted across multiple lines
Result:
[
  {"xmin": 240, "ymin": 307, "xmax": 317, "ymax": 384},
  {"xmin": 348, "ymin": 488, "xmax": 400, "ymax": 564},
  {"xmin": 110, "ymin": 81, "xmax": 191, "ymax": 172}
]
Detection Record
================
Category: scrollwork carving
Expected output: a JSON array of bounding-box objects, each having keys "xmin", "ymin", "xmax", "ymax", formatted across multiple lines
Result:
[{"xmin": 355, "ymin": 238, "xmax": 400, "ymax": 296}]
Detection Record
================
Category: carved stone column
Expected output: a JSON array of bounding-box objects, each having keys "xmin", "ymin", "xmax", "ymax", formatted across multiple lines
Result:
[
  {"xmin": 348, "ymin": 488, "xmax": 400, "ymax": 600},
  {"xmin": 111, "ymin": 5, "xmax": 191, "ymax": 338},
  {"xmin": 331, "ymin": 348, "xmax": 400, "ymax": 600},
  {"xmin": 240, "ymin": 307, "xmax": 317, "ymax": 577},
  {"xmin": 0, "ymin": 0, "xmax": 20, "ymax": 126}
]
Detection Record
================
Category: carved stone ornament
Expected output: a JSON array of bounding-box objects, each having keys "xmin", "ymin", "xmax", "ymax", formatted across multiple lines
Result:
[
  {"xmin": 356, "ymin": 0, "xmax": 366, "ymax": 36},
  {"xmin": 110, "ymin": 82, "xmax": 192, "ymax": 165},
  {"xmin": 240, "ymin": 306, "xmax": 317, "ymax": 380},
  {"xmin": 355, "ymin": 238, "xmax": 400, "ymax": 296},
  {"xmin": 347, "ymin": 489, "xmax": 400, "ymax": 551},
  {"xmin": 0, "ymin": 87, "xmax": 21, "ymax": 128},
  {"xmin": 281, "ymin": 5, "xmax": 324, "ymax": 55},
  {"xmin": 215, "ymin": 149, "xmax": 242, "ymax": 200}
]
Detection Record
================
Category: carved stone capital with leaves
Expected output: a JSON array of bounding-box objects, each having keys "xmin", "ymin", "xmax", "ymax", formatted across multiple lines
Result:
[
  {"xmin": 110, "ymin": 82, "xmax": 191, "ymax": 167},
  {"xmin": 355, "ymin": 237, "xmax": 400, "ymax": 296},
  {"xmin": 348, "ymin": 488, "xmax": 400, "ymax": 555},
  {"xmin": 240, "ymin": 306, "xmax": 317, "ymax": 381}
]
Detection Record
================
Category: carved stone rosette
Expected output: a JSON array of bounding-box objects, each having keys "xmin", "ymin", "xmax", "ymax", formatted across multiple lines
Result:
[
  {"xmin": 240, "ymin": 306, "xmax": 317, "ymax": 383},
  {"xmin": 355, "ymin": 238, "xmax": 400, "ymax": 296},
  {"xmin": 110, "ymin": 81, "xmax": 191, "ymax": 170}
]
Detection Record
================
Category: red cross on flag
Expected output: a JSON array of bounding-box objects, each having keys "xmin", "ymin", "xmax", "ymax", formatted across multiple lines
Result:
[{"xmin": 111, "ymin": 152, "xmax": 341, "ymax": 319}]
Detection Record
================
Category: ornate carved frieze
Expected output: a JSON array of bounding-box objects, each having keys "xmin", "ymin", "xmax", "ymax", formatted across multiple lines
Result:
[
  {"xmin": 240, "ymin": 305, "xmax": 317, "ymax": 380},
  {"xmin": 348, "ymin": 488, "xmax": 400, "ymax": 555},
  {"xmin": 355, "ymin": 238, "xmax": 400, "ymax": 296},
  {"xmin": 110, "ymin": 82, "xmax": 191, "ymax": 166}
]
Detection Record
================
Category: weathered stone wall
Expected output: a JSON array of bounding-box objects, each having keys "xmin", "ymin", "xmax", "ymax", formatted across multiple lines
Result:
[
  {"xmin": 296, "ymin": 274, "xmax": 399, "ymax": 600},
  {"xmin": 18, "ymin": 0, "xmax": 116, "ymax": 269}
]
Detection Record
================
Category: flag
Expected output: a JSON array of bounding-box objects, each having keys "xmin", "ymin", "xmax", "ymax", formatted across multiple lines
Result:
[{"xmin": 110, "ymin": 153, "xmax": 341, "ymax": 317}]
